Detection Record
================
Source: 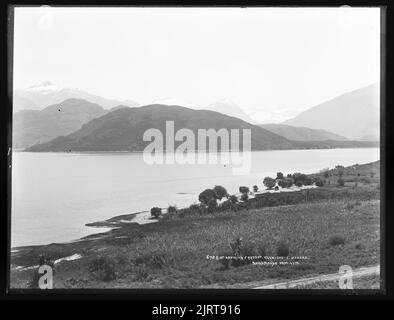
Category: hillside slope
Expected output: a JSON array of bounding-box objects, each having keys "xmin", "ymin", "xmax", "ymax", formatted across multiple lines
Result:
[
  {"xmin": 13, "ymin": 99, "xmax": 106, "ymax": 149},
  {"xmin": 259, "ymin": 124, "xmax": 348, "ymax": 141},
  {"xmin": 283, "ymin": 84, "xmax": 379, "ymax": 139},
  {"xmin": 26, "ymin": 104, "xmax": 295, "ymax": 152}
]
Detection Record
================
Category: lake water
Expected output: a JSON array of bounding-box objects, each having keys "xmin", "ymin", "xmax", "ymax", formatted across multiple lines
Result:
[{"xmin": 11, "ymin": 148, "xmax": 380, "ymax": 247}]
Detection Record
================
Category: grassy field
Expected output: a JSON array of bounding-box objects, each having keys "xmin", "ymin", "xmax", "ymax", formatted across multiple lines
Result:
[{"xmin": 10, "ymin": 161, "xmax": 381, "ymax": 289}]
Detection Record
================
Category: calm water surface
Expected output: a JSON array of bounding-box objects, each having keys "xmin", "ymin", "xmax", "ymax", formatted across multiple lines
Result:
[{"xmin": 11, "ymin": 148, "xmax": 380, "ymax": 247}]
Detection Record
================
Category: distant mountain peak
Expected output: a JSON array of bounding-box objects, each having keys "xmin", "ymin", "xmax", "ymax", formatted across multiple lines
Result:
[
  {"xmin": 150, "ymin": 97, "xmax": 201, "ymax": 109},
  {"xmin": 206, "ymin": 99, "xmax": 255, "ymax": 124},
  {"xmin": 13, "ymin": 83, "xmax": 139, "ymax": 112},
  {"xmin": 283, "ymin": 83, "xmax": 379, "ymax": 139},
  {"xmin": 26, "ymin": 81, "xmax": 62, "ymax": 92}
]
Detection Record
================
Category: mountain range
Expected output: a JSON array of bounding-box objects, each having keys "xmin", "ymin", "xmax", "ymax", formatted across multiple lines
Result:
[
  {"xmin": 13, "ymin": 81, "xmax": 139, "ymax": 113},
  {"xmin": 25, "ymin": 105, "xmax": 295, "ymax": 152},
  {"xmin": 283, "ymin": 83, "xmax": 380, "ymax": 140},
  {"xmin": 14, "ymin": 82, "xmax": 380, "ymax": 151},
  {"xmin": 13, "ymin": 99, "xmax": 107, "ymax": 149}
]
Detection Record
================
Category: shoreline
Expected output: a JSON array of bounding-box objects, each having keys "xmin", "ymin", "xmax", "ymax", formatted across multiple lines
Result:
[
  {"xmin": 10, "ymin": 160, "xmax": 380, "ymax": 256},
  {"xmin": 16, "ymin": 144, "xmax": 380, "ymax": 154},
  {"xmin": 11, "ymin": 184, "xmax": 320, "ymax": 251}
]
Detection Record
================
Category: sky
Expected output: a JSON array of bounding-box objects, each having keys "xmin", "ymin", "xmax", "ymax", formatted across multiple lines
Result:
[{"xmin": 13, "ymin": 6, "xmax": 381, "ymax": 122}]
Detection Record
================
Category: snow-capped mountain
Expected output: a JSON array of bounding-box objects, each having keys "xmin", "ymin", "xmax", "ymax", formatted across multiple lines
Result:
[
  {"xmin": 205, "ymin": 98, "xmax": 255, "ymax": 124},
  {"xmin": 13, "ymin": 81, "xmax": 139, "ymax": 113},
  {"xmin": 25, "ymin": 81, "xmax": 62, "ymax": 93},
  {"xmin": 150, "ymin": 97, "xmax": 201, "ymax": 109}
]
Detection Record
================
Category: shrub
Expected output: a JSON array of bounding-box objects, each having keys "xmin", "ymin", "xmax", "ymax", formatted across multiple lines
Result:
[
  {"xmin": 253, "ymin": 185, "xmax": 259, "ymax": 193},
  {"xmin": 324, "ymin": 170, "xmax": 330, "ymax": 178},
  {"xmin": 278, "ymin": 177, "xmax": 294, "ymax": 188},
  {"xmin": 239, "ymin": 186, "xmax": 249, "ymax": 194},
  {"xmin": 213, "ymin": 185, "xmax": 228, "ymax": 200},
  {"xmin": 303, "ymin": 176, "xmax": 313, "ymax": 186},
  {"xmin": 188, "ymin": 203, "xmax": 204, "ymax": 215},
  {"xmin": 219, "ymin": 199, "xmax": 233, "ymax": 211},
  {"xmin": 263, "ymin": 177, "xmax": 276, "ymax": 189},
  {"xmin": 276, "ymin": 172, "xmax": 284, "ymax": 180},
  {"xmin": 240, "ymin": 193, "xmax": 249, "ymax": 202},
  {"xmin": 337, "ymin": 178, "xmax": 345, "ymax": 187},
  {"xmin": 276, "ymin": 242, "xmax": 289, "ymax": 257},
  {"xmin": 329, "ymin": 235, "xmax": 345, "ymax": 246},
  {"xmin": 292, "ymin": 173, "xmax": 311, "ymax": 186},
  {"xmin": 277, "ymin": 179, "xmax": 286, "ymax": 188},
  {"xmin": 229, "ymin": 195, "xmax": 238, "ymax": 204},
  {"xmin": 199, "ymin": 189, "xmax": 217, "ymax": 206},
  {"xmin": 88, "ymin": 257, "xmax": 117, "ymax": 281},
  {"xmin": 285, "ymin": 177, "xmax": 294, "ymax": 188},
  {"xmin": 314, "ymin": 177, "xmax": 325, "ymax": 187},
  {"xmin": 296, "ymin": 181, "xmax": 303, "ymax": 187},
  {"xmin": 207, "ymin": 198, "xmax": 218, "ymax": 212},
  {"xmin": 150, "ymin": 207, "xmax": 162, "ymax": 218},
  {"xmin": 167, "ymin": 205, "xmax": 177, "ymax": 214}
]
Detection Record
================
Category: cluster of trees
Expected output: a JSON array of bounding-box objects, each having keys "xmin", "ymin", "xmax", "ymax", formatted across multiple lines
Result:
[
  {"xmin": 262, "ymin": 171, "xmax": 317, "ymax": 190},
  {"xmin": 153, "ymin": 170, "xmax": 330, "ymax": 218},
  {"xmin": 198, "ymin": 185, "xmax": 230, "ymax": 211}
]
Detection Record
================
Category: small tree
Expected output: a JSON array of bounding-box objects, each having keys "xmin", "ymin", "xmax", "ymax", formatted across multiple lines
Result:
[
  {"xmin": 213, "ymin": 185, "xmax": 228, "ymax": 200},
  {"xmin": 253, "ymin": 185, "xmax": 259, "ymax": 193},
  {"xmin": 337, "ymin": 178, "xmax": 345, "ymax": 187},
  {"xmin": 314, "ymin": 177, "xmax": 325, "ymax": 187},
  {"xmin": 303, "ymin": 176, "xmax": 313, "ymax": 186},
  {"xmin": 240, "ymin": 193, "xmax": 249, "ymax": 202},
  {"xmin": 150, "ymin": 207, "xmax": 162, "ymax": 219},
  {"xmin": 263, "ymin": 177, "xmax": 276, "ymax": 190},
  {"xmin": 277, "ymin": 179, "xmax": 287, "ymax": 188},
  {"xmin": 278, "ymin": 177, "xmax": 294, "ymax": 188},
  {"xmin": 239, "ymin": 186, "xmax": 249, "ymax": 194},
  {"xmin": 276, "ymin": 172, "xmax": 284, "ymax": 180},
  {"xmin": 324, "ymin": 170, "xmax": 330, "ymax": 178},
  {"xmin": 229, "ymin": 195, "xmax": 238, "ymax": 204},
  {"xmin": 199, "ymin": 189, "xmax": 217, "ymax": 206},
  {"xmin": 167, "ymin": 205, "xmax": 177, "ymax": 214},
  {"xmin": 286, "ymin": 177, "xmax": 294, "ymax": 188}
]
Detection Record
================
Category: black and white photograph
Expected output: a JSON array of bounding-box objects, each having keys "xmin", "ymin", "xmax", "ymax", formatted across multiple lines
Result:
[{"xmin": 8, "ymin": 6, "xmax": 383, "ymax": 292}]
